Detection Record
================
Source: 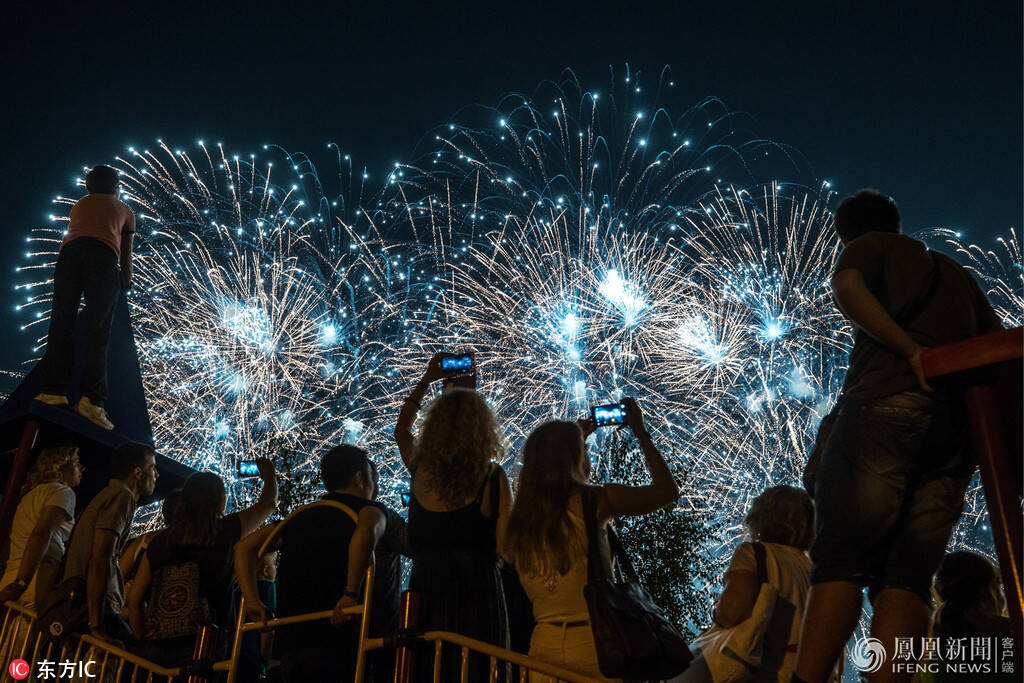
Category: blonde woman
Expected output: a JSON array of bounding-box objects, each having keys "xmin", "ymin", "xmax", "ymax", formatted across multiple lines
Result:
[
  {"xmin": 0, "ymin": 446, "xmax": 83, "ymax": 607},
  {"xmin": 395, "ymin": 354, "xmax": 513, "ymax": 682},
  {"xmin": 504, "ymin": 399, "xmax": 677, "ymax": 682}
]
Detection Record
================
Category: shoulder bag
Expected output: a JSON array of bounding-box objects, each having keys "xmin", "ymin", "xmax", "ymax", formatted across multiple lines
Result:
[
  {"xmin": 582, "ymin": 488, "xmax": 693, "ymax": 680},
  {"xmin": 691, "ymin": 543, "xmax": 777, "ymax": 682}
]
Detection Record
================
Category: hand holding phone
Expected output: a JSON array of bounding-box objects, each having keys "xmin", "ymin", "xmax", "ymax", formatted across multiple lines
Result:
[
  {"xmin": 621, "ymin": 397, "xmax": 647, "ymax": 436},
  {"xmin": 576, "ymin": 417, "xmax": 597, "ymax": 440}
]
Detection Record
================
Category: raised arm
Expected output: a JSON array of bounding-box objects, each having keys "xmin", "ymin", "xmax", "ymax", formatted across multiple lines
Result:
[
  {"xmin": 0, "ymin": 505, "xmax": 71, "ymax": 603},
  {"xmin": 393, "ymin": 353, "xmax": 447, "ymax": 472},
  {"xmin": 236, "ymin": 458, "xmax": 278, "ymax": 537},
  {"xmin": 331, "ymin": 506, "xmax": 386, "ymax": 625},
  {"xmin": 494, "ymin": 466, "xmax": 513, "ymax": 562},
  {"xmin": 598, "ymin": 398, "xmax": 678, "ymax": 521},
  {"xmin": 234, "ymin": 524, "xmax": 281, "ymax": 624},
  {"xmin": 832, "ymin": 268, "xmax": 930, "ymax": 391}
]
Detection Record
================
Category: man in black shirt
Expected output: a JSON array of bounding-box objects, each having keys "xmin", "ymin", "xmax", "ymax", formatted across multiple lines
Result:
[
  {"xmin": 235, "ymin": 445, "xmax": 408, "ymax": 683},
  {"xmin": 793, "ymin": 190, "xmax": 1002, "ymax": 683}
]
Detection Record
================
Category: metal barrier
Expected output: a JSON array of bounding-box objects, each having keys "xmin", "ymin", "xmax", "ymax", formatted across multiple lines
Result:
[
  {"xmin": 224, "ymin": 499, "xmax": 379, "ymax": 683},
  {"xmin": 413, "ymin": 629, "xmax": 601, "ymax": 683},
  {"xmin": 0, "ymin": 600, "xmax": 183, "ymax": 682},
  {"xmin": 3, "ymin": 496, "xmax": 606, "ymax": 683},
  {"xmin": 1, "ymin": 501, "xmax": 377, "ymax": 682}
]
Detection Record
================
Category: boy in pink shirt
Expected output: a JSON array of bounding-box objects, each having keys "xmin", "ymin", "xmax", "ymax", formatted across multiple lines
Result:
[{"xmin": 35, "ymin": 165, "xmax": 135, "ymax": 430}]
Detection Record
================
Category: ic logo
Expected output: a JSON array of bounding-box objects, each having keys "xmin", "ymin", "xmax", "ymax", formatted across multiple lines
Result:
[{"xmin": 8, "ymin": 659, "xmax": 30, "ymax": 680}]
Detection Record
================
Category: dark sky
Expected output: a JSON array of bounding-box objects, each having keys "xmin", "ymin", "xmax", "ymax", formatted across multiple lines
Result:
[{"xmin": 2, "ymin": 0, "xmax": 1021, "ymax": 372}]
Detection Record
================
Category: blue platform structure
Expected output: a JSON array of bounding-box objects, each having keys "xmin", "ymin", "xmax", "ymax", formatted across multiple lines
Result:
[{"xmin": 0, "ymin": 290, "xmax": 193, "ymax": 536}]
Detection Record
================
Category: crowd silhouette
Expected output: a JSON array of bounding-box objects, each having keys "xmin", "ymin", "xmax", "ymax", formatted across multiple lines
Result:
[{"xmin": 0, "ymin": 176, "xmax": 1017, "ymax": 683}]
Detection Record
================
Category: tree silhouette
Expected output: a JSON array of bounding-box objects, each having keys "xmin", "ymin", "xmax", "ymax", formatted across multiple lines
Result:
[{"xmin": 593, "ymin": 432, "xmax": 723, "ymax": 639}]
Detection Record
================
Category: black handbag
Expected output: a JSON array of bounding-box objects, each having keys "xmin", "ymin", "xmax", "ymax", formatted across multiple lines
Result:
[
  {"xmin": 34, "ymin": 517, "xmax": 89, "ymax": 643},
  {"xmin": 582, "ymin": 488, "xmax": 693, "ymax": 680}
]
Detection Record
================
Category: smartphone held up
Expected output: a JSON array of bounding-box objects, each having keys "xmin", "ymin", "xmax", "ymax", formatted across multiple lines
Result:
[
  {"xmin": 440, "ymin": 354, "xmax": 474, "ymax": 373},
  {"xmin": 440, "ymin": 352, "xmax": 476, "ymax": 391},
  {"xmin": 237, "ymin": 460, "xmax": 260, "ymax": 478},
  {"xmin": 591, "ymin": 401, "xmax": 628, "ymax": 428}
]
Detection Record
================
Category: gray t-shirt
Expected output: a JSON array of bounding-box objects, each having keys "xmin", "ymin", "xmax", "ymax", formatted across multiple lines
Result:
[
  {"xmin": 835, "ymin": 232, "xmax": 1000, "ymax": 400},
  {"xmin": 62, "ymin": 479, "xmax": 137, "ymax": 614}
]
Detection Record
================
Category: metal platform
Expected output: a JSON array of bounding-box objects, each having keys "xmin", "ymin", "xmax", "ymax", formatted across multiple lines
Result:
[{"xmin": 0, "ymin": 291, "xmax": 193, "ymax": 531}]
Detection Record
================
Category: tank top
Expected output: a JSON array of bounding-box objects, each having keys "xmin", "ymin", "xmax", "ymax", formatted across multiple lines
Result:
[
  {"xmin": 409, "ymin": 464, "xmax": 499, "ymax": 557},
  {"xmin": 516, "ymin": 490, "xmax": 591, "ymax": 624}
]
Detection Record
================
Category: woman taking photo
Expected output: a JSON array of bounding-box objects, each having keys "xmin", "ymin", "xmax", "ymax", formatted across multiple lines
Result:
[
  {"xmin": 126, "ymin": 461, "xmax": 276, "ymax": 665},
  {"xmin": 504, "ymin": 398, "xmax": 677, "ymax": 681},
  {"xmin": 395, "ymin": 353, "xmax": 513, "ymax": 682},
  {"xmin": 0, "ymin": 446, "xmax": 83, "ymax": 607}
]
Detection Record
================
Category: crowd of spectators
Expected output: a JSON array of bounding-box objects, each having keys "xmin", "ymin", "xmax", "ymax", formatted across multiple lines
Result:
[{"xmin": 0, "ymin": 176, "xmax": 1017, "ymax": 683}]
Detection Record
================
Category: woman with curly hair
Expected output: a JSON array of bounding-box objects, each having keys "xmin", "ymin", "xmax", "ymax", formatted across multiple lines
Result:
[
  {"xmin": 395, "ymin": 353, "xmax": 512, "ymax": 682},
  {"xmin": 0, "ymin": 446, "xmax": 84, "ymax": 607}
]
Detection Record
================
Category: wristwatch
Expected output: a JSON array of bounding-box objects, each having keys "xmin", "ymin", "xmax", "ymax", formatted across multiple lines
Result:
[{"xmin": 342, "ymin": 590, "xmax": 359, "ymax": 600}]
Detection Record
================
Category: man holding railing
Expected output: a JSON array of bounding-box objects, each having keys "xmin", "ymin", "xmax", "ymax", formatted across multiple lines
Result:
[
  {"xmin": 792, "ymin": 190, "xmax": 1003, "ymax": 683},
  {"xmin": 235, "ymin": 445, "xmax": 408, "ymax": 683}
]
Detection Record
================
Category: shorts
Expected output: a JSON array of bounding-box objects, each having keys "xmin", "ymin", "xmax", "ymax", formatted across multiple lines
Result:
[{"xmin": 810, "ymin": 390, "xmax": 973, "ymax": 603}]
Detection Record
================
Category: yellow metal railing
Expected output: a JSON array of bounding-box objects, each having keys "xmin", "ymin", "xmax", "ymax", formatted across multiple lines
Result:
[
  {"xmin": 0, "ymin": 600, "xmax": 183, "ymax": 682},
  {"xmin": 3, "ymin": 496, "xmax": 606, "ymax": 683},
  {"xmin": 415, "ymin": 629, "xmax": 600, "ymax": 683},
  {"xmin": 225, "ymin": 499, "xmax": 377, "ymax": 683}
]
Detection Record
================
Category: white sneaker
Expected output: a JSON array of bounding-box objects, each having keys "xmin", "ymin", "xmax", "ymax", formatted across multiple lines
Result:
[
  {"xmin": 75, "ymin": 397, "xmax": 114, "ymax": 430},
  {"xmin": 34, "ymin": 393, "xmax": 69, "ymax": 406}
]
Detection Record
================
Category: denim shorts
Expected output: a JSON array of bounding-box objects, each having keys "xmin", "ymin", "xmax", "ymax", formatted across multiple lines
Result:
[{"xmin": 810, "ymin": 390, "xmax": 973, "ymax": 602}]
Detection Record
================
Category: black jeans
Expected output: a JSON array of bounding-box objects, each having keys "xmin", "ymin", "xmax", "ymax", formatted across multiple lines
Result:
[{"xmin": 39, "ymin": 237, "xmax": 120, "ymax": 405}]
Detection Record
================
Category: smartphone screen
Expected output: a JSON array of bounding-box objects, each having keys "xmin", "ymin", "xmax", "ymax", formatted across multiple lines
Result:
[
  {"xmin": 441, "ymin": 355, "xmax": 473, "ymax": 373},
  {"xmin": 591, "ymin": 402, "xmax": 628, "ymax": 427},
  {"xmin": 237, "ymin": 461, "xmax": 260, "ymax": 477}
]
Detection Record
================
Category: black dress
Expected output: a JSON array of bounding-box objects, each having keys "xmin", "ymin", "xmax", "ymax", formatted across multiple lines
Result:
[{"xmin": 409, "ymin": 464, "xmax": 509, "ymax": 682}]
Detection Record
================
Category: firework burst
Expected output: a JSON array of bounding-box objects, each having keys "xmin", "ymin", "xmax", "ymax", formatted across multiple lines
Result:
[
  {"xmin": 13, "ymin": 69, "xmax": 1019, "ymax": 561},
  {"xmin": 15, "ymin": 141, "xmax": 415, "ymax": 508}
]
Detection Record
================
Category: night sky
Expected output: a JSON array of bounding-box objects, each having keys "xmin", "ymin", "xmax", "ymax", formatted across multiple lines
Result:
[{"xmin": 2, "ymin": 0, "xmax": 1020, "ymax": 373}]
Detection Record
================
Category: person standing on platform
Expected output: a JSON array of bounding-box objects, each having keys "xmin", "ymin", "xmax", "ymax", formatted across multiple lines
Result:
[
  {"xmin": 34, "ymin": 164, "xmax": 135, "ymax": 431},
  {"xmin": 792, "ymin": 190, "xmax": 1003, "ymax": 683}
]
